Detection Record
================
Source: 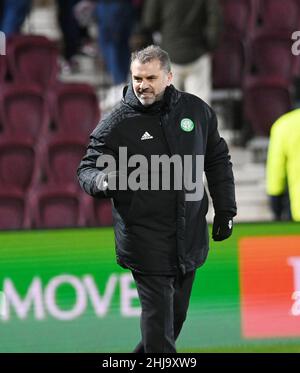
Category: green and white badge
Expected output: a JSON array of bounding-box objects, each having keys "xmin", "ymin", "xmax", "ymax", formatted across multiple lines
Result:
[{"xmin": 180, "ymin": 118, "xmax": 194, "ymax": 132}]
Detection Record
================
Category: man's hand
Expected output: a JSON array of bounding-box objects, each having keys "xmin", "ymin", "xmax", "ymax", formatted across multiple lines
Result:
[
  {"xmin": 95, "ymin": 171, "xmax": 119, "ymax": 197},
  {"xmin": 212, "ymin": 214, "xmax": 233, "ymax": 241}
]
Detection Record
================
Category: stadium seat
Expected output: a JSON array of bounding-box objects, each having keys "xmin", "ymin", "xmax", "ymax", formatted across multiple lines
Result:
[
  {"xmin": 93, "ymin": 199, "xmax": 113, "ymax": 226},
  {"xmin": 7, "ymin": 35, "xmax": 59, "ymax": 88},
  {"xmin": 248, "ymin": 30, "xmax": 298, "ymax": 81},
  {"xmin": 213, "ymin": 33, "xmax": 246, "ymax": 89},
  {"xmin": 29, "ymin": 184, "xmax": 86, "ymax": 229},
  {"xmin": 0, "ymin": 83, "xmax": 50, "ymax": 140},
  {"xmin": 0, "ymin": 188, "xmax": 28, "ymax": 230},
  {"xmin": 243, "ymin": 76, "xmax": 292, "ymax": 136},
  {"xmin": 0, "ymin": 137, "xmax": 37, "ymax": 190},
  {"xmin": 48, "ymin": 82, "xmax": 100, "ymax": 138},
  {"xmin": 0, "ymin": 56, "xmax": 7, "ymax": 82},
  {"xmin": 258, "ymin": 0, "xmax": 300, "ymax": 31},
  {"xmin": 220, "ymin": 0, "xmax": 258, "ymax": 35},
  {"xmin": 43, "ymin": 135, "xmax": 87, "ymax": 186}
]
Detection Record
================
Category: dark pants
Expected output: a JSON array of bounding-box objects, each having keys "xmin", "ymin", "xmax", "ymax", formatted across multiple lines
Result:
[
  {"xmin": 95, "ymin": 2, "xmax": 134, "ymax": 84},
  {"xmin": 56, "ymin": 0, "xmax": 82, "ymax": 61},
  {"xmin": 132, "ymin": 270, "xmax": 196, "ymax": 353}
]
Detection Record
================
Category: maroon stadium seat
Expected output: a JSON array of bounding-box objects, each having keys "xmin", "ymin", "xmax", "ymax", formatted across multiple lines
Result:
[
  {"xmin": 0, "ymin": 83, "xmax": 50, "ymax": 140},
  {"xmin": 0, "ymin": 137, "xmax": 37, "ymax": 190},
  {"xmin": 48, "ymin": 82, "xmax": 100, "ymax": 138},
  {"xmin": 7, "ymin": 35, "xmax": 59, "ymax": 88},
  {"xmin": 0, "ymin": 56, "xmax": 7, "ymax": 82},
  {"xmin": 248, "ymin": 30, "xmax": 298, "ymax": 81},
  {"xmin": 258, "ymin": 0, "xmax": 300, "ymax": 31},
  {"xmin": 220, "ymin": 0, "xmax": 258, "ymax": 35},
  {"xmin": 29, "ymin": 184, "xmax": 86, "ymax": 229},
  {"xmin": 243, "ymin": 76, "xmax": 292, "ymax": 136},
  {"xmin": 0, "ymin": 188, "xmax": 28, "ymax": 230},
  {"xmin": 93, "ymin": 199, "xmax": 113, "ymax": 226},
  {"xmin": 213, "ymin": 33, "xmax": 246, "ymax": 89},
  {"xmin": 43, "ymin": 135, "xmax": 87, "ymax": 186}
]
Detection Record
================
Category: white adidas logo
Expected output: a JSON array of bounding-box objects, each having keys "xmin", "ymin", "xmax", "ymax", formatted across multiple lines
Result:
[{"xmin": 141, "ymin": 131, "xmax": 154, "ymax": 140}]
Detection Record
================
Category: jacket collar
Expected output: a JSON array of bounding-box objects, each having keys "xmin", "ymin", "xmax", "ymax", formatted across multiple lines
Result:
[{"xmin": 122, "ymin": 83, "xmax": 181, "ymax": 114}]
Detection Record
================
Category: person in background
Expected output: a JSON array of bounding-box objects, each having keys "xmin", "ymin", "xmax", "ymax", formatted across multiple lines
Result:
[
  {"xmin": 77, "ymin": 45, "xmax": 236, "ymax": 352},
  {"xmin": 56, "ymin": 0, "xmax": 82, "ymax": 73},
  {"xmin": 141, "ymin": 0, "xmax": 222, "ymax": 105},
  {"xmin": 129, "ymin": 0, "xmax": 153, "ymax": 53},
  {"xmin": 94, "ymin": 0, "xmax": 136, "ymax": 111},
  {"xmin": 0, "ymin": 0, "xmax": 32, "ymax": 37},
  {"xmin": 266, "ymin": 109, "xmax": 300, "ymax": 221}
]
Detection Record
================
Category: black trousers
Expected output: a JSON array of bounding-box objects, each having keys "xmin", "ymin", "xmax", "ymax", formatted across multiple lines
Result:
[{"xmin": 132, "ymin": 270, "xmax": 196, "ymax": 353}]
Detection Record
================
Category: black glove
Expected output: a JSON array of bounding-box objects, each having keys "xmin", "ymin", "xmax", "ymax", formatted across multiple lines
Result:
[
  {"xmin": 269, "ymin": 194, "xmax": 291, "ymax": 221},
  {"xmin": 212, "ymin": 214, "xmax": 233, "ymax": 241}
]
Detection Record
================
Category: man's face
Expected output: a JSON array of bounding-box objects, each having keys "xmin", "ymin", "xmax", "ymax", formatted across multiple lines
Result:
[{"xmin": 131, "ymin": 59, "xmax": 172, "ymax": 106}]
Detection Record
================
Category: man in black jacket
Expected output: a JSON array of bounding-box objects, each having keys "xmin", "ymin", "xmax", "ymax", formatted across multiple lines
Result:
[{"xmin": 77, "ymin": 45, "xmax": 236, "ymax": 353}]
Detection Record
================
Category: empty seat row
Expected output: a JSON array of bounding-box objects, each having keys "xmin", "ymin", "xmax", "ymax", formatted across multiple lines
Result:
[
  {"xmin": 0, "ymin": 186, "xmax": 113, "ymax": 230},
  {"xmin": 214, "ymin": 0, "xmax": 300, "ymax": 89},
  {"xmin": 0, "ymin": 133, "xmax": 113, "ymax": 229},
  {"xmin": 213, "ymin": 30, "xmax": 298, "ymax": 89},
  {"xmin": 1, "ymin": 34, "xmax": 59, "ymax": 88},
  {"xmin": 213, "ymin": 36, "xmax": 293, "ymax": 135},
  {"xmin": 0, "ymin": 132, "xmax": 115, "ymax": 230},
  {"xmin": 0, "ymin": 34, "xmax": 112, "ymax": 231},
  {"xmin": 0, "ymin": 81, "xmax": 100, "ymax": 140},
  {"xmin": 221, "ymin": 0, "xmax": 300, "ymax": 36},
  {"xmin": 0, "ymin": 135, "xmax": 88, "ymax": 191}
]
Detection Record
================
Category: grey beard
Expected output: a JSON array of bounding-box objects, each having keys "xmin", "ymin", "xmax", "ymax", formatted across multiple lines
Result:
[{"xmin": 138, "ymin": 90, "xmax": 164, "ymax": 106}]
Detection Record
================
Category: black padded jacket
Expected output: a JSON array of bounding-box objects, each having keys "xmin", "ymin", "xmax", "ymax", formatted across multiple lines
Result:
[{"xmin": 77, "ymin": 84, "xmax": 236, "ymax": 275}]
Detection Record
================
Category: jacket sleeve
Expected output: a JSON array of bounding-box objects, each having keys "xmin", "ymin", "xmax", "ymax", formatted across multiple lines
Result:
[
  {"xmin": 77, "ymin": 119, "xmax": 118, "ymax": 199},
  {"xmin": 266, "ymin": 120, "xmax": 287, "ymax": 196},
  {"xmin": 204, "ymin": 110, "xmax": 237, "ymax": 217}
]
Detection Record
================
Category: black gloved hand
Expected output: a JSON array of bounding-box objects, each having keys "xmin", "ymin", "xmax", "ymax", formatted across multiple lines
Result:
[{"xmin": 212, "ymin": 213, "xmax": 233, "ymax": 241}]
